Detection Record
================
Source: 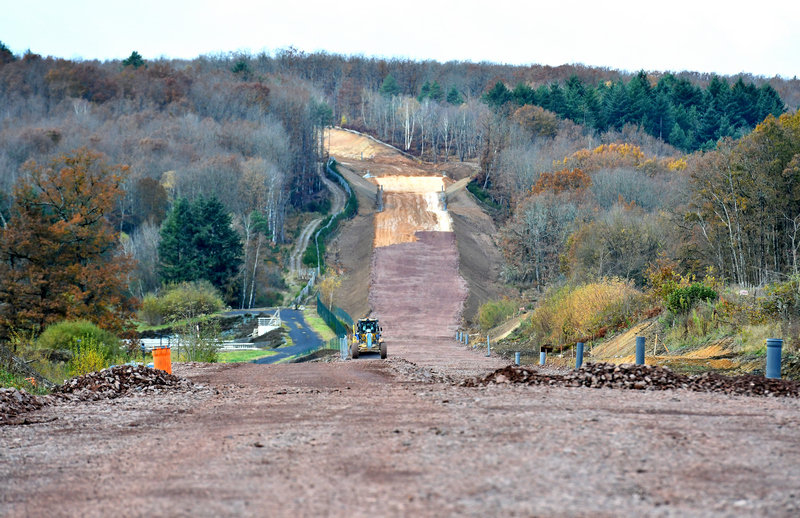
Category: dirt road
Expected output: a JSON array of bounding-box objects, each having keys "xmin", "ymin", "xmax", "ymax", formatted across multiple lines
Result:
[
  {"xmin": 3, "ymin": 361, "xmax": 800, "ymax": 517},
  {"xmin": 289, "ymin": 168, "xmax": 347, "ymax": 276}
]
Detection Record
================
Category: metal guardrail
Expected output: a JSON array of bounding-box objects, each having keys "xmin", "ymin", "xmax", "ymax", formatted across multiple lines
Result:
[{"xmin": 140, "ymin": 338, "xmax": 263, "ymax": 353}]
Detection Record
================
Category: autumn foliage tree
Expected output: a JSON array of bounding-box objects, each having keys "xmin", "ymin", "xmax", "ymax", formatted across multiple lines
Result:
[{"xmin": 0, "ymin": 149, "xmax": 138, "ymax": 338}]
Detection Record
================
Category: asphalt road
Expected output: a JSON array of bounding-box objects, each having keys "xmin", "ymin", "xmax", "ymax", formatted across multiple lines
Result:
[{"xmin": 254, "ymin": 308, "xmax": 323, "ymax": 364}]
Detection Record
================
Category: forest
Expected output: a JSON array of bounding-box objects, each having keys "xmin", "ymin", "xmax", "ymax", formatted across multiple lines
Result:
[{"xmin": 1, "ymin": 42, "xmax": 799, "ymax": 353}]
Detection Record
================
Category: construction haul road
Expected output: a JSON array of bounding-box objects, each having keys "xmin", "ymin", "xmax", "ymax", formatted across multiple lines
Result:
[{"xmin": 2, "ymin": 129, "xmax": 800, "ymax": 517}]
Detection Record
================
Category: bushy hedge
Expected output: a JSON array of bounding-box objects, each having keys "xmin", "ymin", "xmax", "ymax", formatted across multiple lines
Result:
[
  {"xmin": 140, "ymin": 281, "xmax": 226, "ymax": 325},
  {"xmin": 665, "ymin": 283, "xmax": 718, "ymax": 313},
  {"xmin": 37, "ymin": 320, "xmax": 121, "ymax": 359}
]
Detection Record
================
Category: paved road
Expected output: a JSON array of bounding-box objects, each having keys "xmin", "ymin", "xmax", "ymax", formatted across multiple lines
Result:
[{"xmin": 254, "ymin": 309, "xmax": 323, "ymax": 364}]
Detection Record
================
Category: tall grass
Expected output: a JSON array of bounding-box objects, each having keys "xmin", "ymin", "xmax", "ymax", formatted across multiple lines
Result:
[{"xmin": 526, "ymin": 279, "xmax": 642, "ymax": 347}]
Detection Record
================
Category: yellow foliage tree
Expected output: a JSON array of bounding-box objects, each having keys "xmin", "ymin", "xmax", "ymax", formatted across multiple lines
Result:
[{"xmin": 318, "ymin": 273, "xmax": 342, "ymax": 309}]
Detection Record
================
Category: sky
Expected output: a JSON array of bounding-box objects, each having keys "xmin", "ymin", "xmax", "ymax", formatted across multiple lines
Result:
[{"xmin": 2, "ymin": 0, "xmax": 799, "ymax": 78}]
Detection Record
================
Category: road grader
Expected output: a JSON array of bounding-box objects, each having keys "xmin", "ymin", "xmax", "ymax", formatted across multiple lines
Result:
[{"xmin": 350, "ymin": 318, "xmax": 386, "ymax": 359}]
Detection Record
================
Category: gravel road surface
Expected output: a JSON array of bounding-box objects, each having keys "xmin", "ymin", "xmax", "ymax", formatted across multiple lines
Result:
[{"xmin": 2, "ymin": 359, "xmax": 799, "ymax": 517}]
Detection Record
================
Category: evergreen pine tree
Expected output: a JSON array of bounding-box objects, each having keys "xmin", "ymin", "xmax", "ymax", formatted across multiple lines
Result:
[
  {"xmin": 512, "ymin": 82, "xmax": 536, "ymax": 105},
  {"xmin": 603, "ymin": 81, "xmax": 630, "ymax": 130},
  {"xmin": 564, "ymin": 75, "xmax": 585, "ymax": 122},
  {"xmin": 584, "ymin": 86, "xmax": 607, "ymax": 132},
  {"xmin": 159, "ymin": 196, "xmax": 242, "ymax": 291},
  {"xmin": 158, "ymin": 198, "xmax": 198, "ymax": 284},
  {"xmin": 668, "ymin": 123, "xmax": 688, "ymax": 151},
  {"xmin": 756, "ymin": 83, "xmax": 785, "ymax": 122},
  {"xmin": 482, "ymin": 81, "xmax": 513, "ymax": 109},
  {"xmin": 547, "ymin": 83, "xmax": 568, "ymax": 118},
  {"xmin": 446, "ymin": 85, "xmax": 463, "ymax": 105},
  {"xmin": 428, "ymin": 80, "xmax": 444, "ymax": 102},
  {"xmin": 122, "ymin": 51, "xmax": 146, "ymax": 69},
  {"xmin": 193, "ymin": 196, "xmax": 242, "ymax": 290},
  {"xmin": 627, "ymin": 71, "xmax": 653, "ymax": 127},
  {"xmin": 730, "ymin": 77, "xmax": 758, "ymax": 128},
  {"xmin": 379, "ymin": 74, "xmax": 401, "ymax": 97},
  {"xmin": 418, "ymin": 81, "xmax": 431, "ymax": 102}
]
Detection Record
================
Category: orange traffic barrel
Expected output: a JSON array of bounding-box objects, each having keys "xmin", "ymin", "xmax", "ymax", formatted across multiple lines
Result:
[{"xmin": 152, "ymin": 346, "xmax": 172, "ymax": 374}]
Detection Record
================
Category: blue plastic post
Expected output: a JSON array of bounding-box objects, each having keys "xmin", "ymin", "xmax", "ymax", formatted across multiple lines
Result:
[
  {"xmin": 465, "ymin": 334, "xmax": 469, "ymax": 346},
  {"xmin": 540, "ymin": 351, "xmax": 546, "ymax": 365},
  {"xmin": 766, "ymin": 338, "xmax": 783, "ymax": 379},
  {"xmin": 515, "ymin": 352, "xmax": 521, "ymax": 365},
  {"xmin": 635, "ymin": 336, "xmax": 645, "ymax": 365},
  {"xmin": 456, "ymin": 331, "xmax": 459, "ymax": 341},
  {"xmin": 576, "ymin": 342, "xmax": 584, "ymax": 369},
  {"xmin": 487, "ymin": 336, "xmax": 491, "ymax": 357}
]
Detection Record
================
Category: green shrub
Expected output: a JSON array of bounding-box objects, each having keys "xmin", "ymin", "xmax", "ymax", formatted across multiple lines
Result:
[
  {"xmin": 37, "ymin": 320, "xmax": 121, "ymax": 359},
  {"xmin": 478, "ymin": 298, "xmax": 519, "ymax": 331},
  {"xmin": 140, "ymin": 294, "xmax": 165, "ymax": 326},
  {"xmin": 140, "ymin": 281, "xmax": 226, "ymax": 324},
  {"xmin": 665, "ymin": 283, "xmax": 718, "ymax": 313},
  {"xmin": 467, "ymin": 181, "xmax": 501, "ymax": 210},
  {"xmin": 761, "ymin": 276, "xmax": 800, "ymax": 319}
]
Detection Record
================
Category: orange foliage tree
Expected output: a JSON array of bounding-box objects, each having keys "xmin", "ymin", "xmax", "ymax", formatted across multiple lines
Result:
[
  {"xmin": 0, "ymin": 148, "xmax": 138, "ymax": 338},
  {"xmin": 530, "ymin": 168, "xmax": 591, "ymax": 195}
]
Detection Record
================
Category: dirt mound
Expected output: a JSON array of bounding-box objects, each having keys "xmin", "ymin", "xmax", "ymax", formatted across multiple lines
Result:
[
  {"xmin": 54, "ymin": 365, "xmax": 194, "ymax": 401},
  {"xmin": 468, "ymin": 362, "xmax": 800, "ymax": 397},
  {"xmin": 0, "ymin": 388, "xmax": 48, "ymax": 425}
]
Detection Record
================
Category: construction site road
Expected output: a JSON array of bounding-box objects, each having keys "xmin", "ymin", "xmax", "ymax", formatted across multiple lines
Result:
[
  {"xmin": 288, "ymin": 168, "xmax": 347, "ymax": 277},
  {"xmin": 3, "ymin": 360, "xmax": 800, "ymax": 517}
]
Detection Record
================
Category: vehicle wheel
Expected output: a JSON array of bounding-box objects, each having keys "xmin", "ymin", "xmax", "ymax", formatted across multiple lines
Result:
[
  {"xmin": 351, "ymin": 343, "xmax": 359, "ymax": 359},
  {"xmin": 380, "ymin": 342, "xmax": 387, "ymax": 359}
]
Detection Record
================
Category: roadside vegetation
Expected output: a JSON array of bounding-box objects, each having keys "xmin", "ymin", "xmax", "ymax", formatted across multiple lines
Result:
[{"xmin": 303, "ymin": 310, "xmax": 337, "ymax": 341}]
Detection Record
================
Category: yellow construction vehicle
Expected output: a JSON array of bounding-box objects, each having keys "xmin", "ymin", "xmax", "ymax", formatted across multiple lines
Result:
[{"xmin": 350, "ymin": 318, "xmax": 386, "ymax": 359}]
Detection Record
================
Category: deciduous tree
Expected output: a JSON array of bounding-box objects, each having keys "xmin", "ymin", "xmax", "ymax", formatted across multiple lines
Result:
[{"xmin": 0, "ymin": 148, "xmax": 138, "ymax": 337}]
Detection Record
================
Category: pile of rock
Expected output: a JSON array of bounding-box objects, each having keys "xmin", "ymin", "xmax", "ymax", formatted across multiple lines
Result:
[
  {"xmin": 0, "ymin": 388, "xmax": 47, "ymax": 425},
  {"xmin": 466, "ymin": 362, "xmax": 800, "ymax": 398},
  {"xmin": 566, "ymin": 363, "xmax": 688, "ymax": 390},
  {"xmin": 54, "ymin": 365, "xmax": 194, "ymax": 401},
  {"xmin": 688, "ymin": 371, "xmax": 799, "ymax": 397}
]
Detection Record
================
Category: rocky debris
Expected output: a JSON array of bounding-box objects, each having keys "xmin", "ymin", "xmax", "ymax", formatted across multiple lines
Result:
[
  {"xmin": 53, "ymin": 365, "xmax": 195, "ymax": 401},
  {"xmin": 0, "ymin": 388, "xmax": 48, "ymax": 425},
  {"xmin": 465, "ymin": 362, "xmax": 800, "ymax": 398},
  {"xmin": 387, "ymin": 358, "xmax": 454, "ymax": 384}
]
